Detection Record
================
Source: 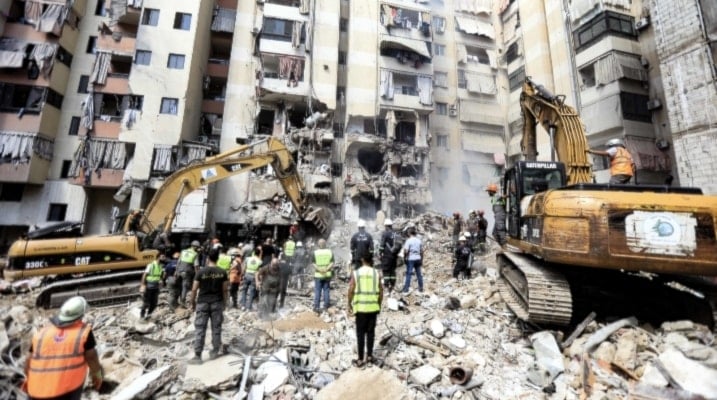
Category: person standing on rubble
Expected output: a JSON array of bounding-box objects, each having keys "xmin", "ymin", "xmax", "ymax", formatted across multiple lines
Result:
[
  {"xmin": 312, "ymin": 238, "xmax": 334, "ymax": 313},
  {"xmin": 24, "ymin": 296, "xmax": 104, "ymax": 400},
  {"xmin": 350, "ymin": 220, "xmax": 373, "ymax": 269},
  {"xmin": 228, "ymin": 248, "xmax": 243, "ymax": 308},
  {"xmin": 465, "ymin": 210, "xmax": 479, "ymax": 248},
  {"xmin": 188, "ymin": 248, "xmax": 228, "ymax": 364},
  {"xmin": 451, "ymin": 212, "xmax": 463, "ymax": 246},
  {"xmin": 172, "ymin": 240, "xmax": 201, "ymax": 308},
  {"xmin": 476, "ymin": 210, "xmax": 488, "ymax": 254},
  {"xmin": 283, "ymin": 235, "xmax": 296, "ymax": 264},
  {"xmin": 292, "ymin": 241, "xmax": 309, "ymax": 289},
  {"xmin": 256, "ymin": 259, "xmax": 282, "ymax": 318},
  {"xmin": 347, "ymin": 254, "xmax": 383, "ymax": 367},
  {"xmin": 587, "ymin": 138, "xmax": 635, "ymax": 184},
  {"xmin": 453, "ymin": 233, "xmax": 473, "ymax": 280},
  {"xmin": 140, "ymin": 252, "xmax": 166, "ymax": 320},
  {"xmin": 487, "ymin": 183, "xmax": 507, "ymax": 246},
  {"xmin": 239, "ymin": 246, "xmax": 263, "ymax": 311},
  {"xmin": 261, "ymin": 237, "xmax": 278, "ymax": 267},
  {"xmin": 379, "ymin": 219, "xmax": 401, "ymax": 294},
  {"xmin": 277, "ymin": 255, "xmax": 292, "ymax": 308},
  {"xmin": 400, "ymin": 227, "xmax": 424, "ymax": 294}
]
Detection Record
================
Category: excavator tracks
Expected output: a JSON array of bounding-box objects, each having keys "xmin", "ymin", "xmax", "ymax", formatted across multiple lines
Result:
[
  {"xmin": 36, "ymin": 270, "xmax": 144, "ymax": 309},
  {"xmin": 497, "ymin": 252, "xmax": 573, "ymax": 326}
]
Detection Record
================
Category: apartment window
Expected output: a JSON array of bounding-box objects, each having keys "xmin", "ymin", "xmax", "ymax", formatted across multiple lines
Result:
[
  {"xmin": 620, "ymin": 92, "xmax": 651, "ymax": 123},
  {"xmin": 263, "ymin": 18, "xmax": 293, "ymax": 41},
  {"xmin": 574, "ymin": 11, "xmax": 636, "ymax": 53},
  {"xmin": 160, "ymin": 98, "xmax": 178, "ymax": 114},
  {"xmin": 135, "ymin": 50, "xmax": 151, "ymax": 65},
  {"xmin": 506, "ymin": 42, "xmax": 519, "ymax": 64},
  {"xmin": 509, "ymin": 67, "xmax": 525, "ymax": 92},
  {"xmin": 167, "ymin": 54, "xmax": 185, "ymax": 69},
  {"xmin": 457, "ymin": 69, "xmax": 467, "ymax": 89},
  {"xmin": 432, "ymin": 16, "xmax": 445, "ymax": 34},
  {"xmin": 174, "ymin": 13, "xmax": 192, "ymax": 30},
  {"xmin": 434, "ymin": 71, "xmax": 448, "ymax": 87},
  {"xmin": 69, "ymin": 116, "xmax": 80, "ymax": 136},
  {"xmin": 579, "ymin": 64, "xmax": 596, "ymax": 88},
  {"xmin": 86, "ymin": 36, "xmax": 97, "ymax": 54},
  {"xmin": 47, "ymin": 203, "xmax": 67, "ymax": 222},
  {"xmin": 338, "ymin": 51, "xmax": 346, "ymax": 65},
  {"xmin": 142, "ymin": 8, "xmax": 160, "ymax": 26},
  {"xmin": 45, "ymin": 88, "xmax": 63, "ymax": 109},
  {"xmin": 363, "ymin": 118, "xmax": 376, "ymax": 134},
  {"xmin": 60, "ymin": 160, "xmax": 72, "ymax": 178},
  {"xmin": 433, "ymin": 43, "xmax": 446, "ymax": 56},
  {"xmin": 436, "ymin": 102, "xmax": 448, "ymax": 115},
  {"xmin": 95, "ymin": 0, "xmax": 106, "ymax": 16},
  {"xmin": 78, "ymin": 75, "xmax": 89, "ymax": 93},
  {"xmin": 0, "ymin": 84, "xmax": 45, "ymax": 112},
  {"xmin": 437, "ymin": 134, "xmax": 448, "ymax": 148},
  {"xmin": 340, "ymin": 18, "xmax": 348, "ymax": 32},
  {"xmin": 466, "ymin": 46, "xmax": 490, "ymax": 65},
  {"xmin": 56, "ymin": 46, "xmax": 73, "ymax": 67},
  {"xmin": 0, "ymin": 184, "xmax": 24, "ymax": 201}
]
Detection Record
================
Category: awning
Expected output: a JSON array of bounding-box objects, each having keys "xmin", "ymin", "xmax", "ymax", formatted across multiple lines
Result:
[
  {"xmin": 461, "ymin": 130, "xmax": 504, "ymax": 154},
  {"xmin": 454, "ymin": 0, "xmax": 492, "ymax": 15},
  {"xmin": 455, "ymin": 15, "xmax": 495, "ymax": 39},
  {"xmin": 594, "ymin": 51, "xmax": 648, "ymax": 85},
  {"xmin": 624, "ymin": 136, "xmax": 671, "ymax": 172},
  {"xmin": 380, "ymin": 36, "xmax": 431, "ymax": 59},
  {"xmin": 465, "ymin": 72, "xmax": 496, "ymax": 94}
]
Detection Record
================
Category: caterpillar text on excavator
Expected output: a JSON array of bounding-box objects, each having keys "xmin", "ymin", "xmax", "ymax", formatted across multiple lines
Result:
[
  {"xmin": 497, "ymin": 78, "xmax": 717, "ymax": 327},
  {"xmin": 4, "ymin": 138, "xmax": 331, "ymax": 308}
]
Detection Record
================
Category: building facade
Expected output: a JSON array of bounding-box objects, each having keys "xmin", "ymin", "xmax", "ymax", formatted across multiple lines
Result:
[{"xmin": 0, "ymin": 0, "xmax": 715, "ymax": 248}]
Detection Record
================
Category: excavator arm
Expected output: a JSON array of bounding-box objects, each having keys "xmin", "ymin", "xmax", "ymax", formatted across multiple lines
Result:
[
  {"xmin": 520, "ymin": 78, "xmax": 593, "ymax": 185},
  {"xmin": 130, "ymin": 137, "xmax": 327, "ymax": 238}
]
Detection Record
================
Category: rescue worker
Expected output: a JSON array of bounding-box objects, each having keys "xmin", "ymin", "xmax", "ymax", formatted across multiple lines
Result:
[
  {"xmin": 476, "ymin": 210, "xmax": 488, "ymax": 254},
  {"xmin": 378, "ymin": 219, "xmax": 400, "ymax": 293},
  {"xmin": 164, "ymin": 252, "xmax": 179, "ymax": 286},
  {"xmin": 216, "ymin": 249, "xmax": 232, "ymax": 273},
  {"xmin": 487, "ymin": 183, "xmax": 507, "ymax": 246},
  {"xmin": 277, "ymin": 255, "xmax": 292, "ymax": 308},
  {"xmin": 587, "ymin": 138, "xmax": 635, "ymax": 184},
  {"xmin": 283, "ymin": 236, "xmax": 296, "ymax": 264},
  {"xmin": 291, "ymin": 241, "xmax": 309, "ymax": 290},
  {"xmin": 453, "ymin": 233, "xmax": 473, "ymax": 280},
  {"xmin": 347, "ymin": 254, "xmax": 383, "ymax": 368},
  {"xmin": 188, "ymin": 248, "xmax": 228, "ymax": 364},
  {"xmin": 228, "ymin": 248, "xmax": 243, "ymax": 308},
  {"xmin": 24, "ymin": 296, "xmax": 104, "ymax": 400},
  {"xmin": 400, "ymin": 227, "xmax": 424, "ymax": 293},
  {"xmin": 312, "ymin": 238, "xmax": 334, "ymax": 313},
  {"xmin": 256, "ymin": 259, "xmax": 282, "ymax": 318},
  {"xmin": 261, "ymin": 237, "xmax": 278, "ymax": 267},
  {"xmin": 239, "ymin": 246, "xmax": 263, "ymax": 311},
  {"xmin": 350, "ymin": 220, "xmax": 373, "ymax": 269},
  {"xmin": 465, "ymin": 210, "xmax": 479, "ymax": 248},
  {"xmin": 172, "ymin": 240, "xmax": 201, "ymax": 308},
  {"xmin": 140, "ymin": 253, "xmax": 166, "ymax": 320},
  {"xmin": 451, "ymin": 212, "xmax": 463, "ymax": 246}
]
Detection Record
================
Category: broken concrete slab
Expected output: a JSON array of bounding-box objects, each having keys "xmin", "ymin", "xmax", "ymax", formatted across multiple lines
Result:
[
  {"xmin": 111, "ymin": 365, "xmax": 171, "ymax": 400},
  {"xmin": 184, "ymin": 354, "xmax": 243, "ymax": 390},
  {"xmin": 658, "ymin": 348, "xmax": 717, "ymax": 399},
  {"xmin": 255, "ymin": 349, "xmax": 290, "ymax": 394},
  {"xmin": 409, "ymin": 364, "xmax": 442, "ymax": 385},
  {"xmin": 316, "ymin": 366, "xmax": 409, "ymax": 400}
]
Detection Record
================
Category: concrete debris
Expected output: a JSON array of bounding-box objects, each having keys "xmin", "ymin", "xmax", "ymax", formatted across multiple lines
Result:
[{"xmin": 3, "ymin": 213, "xmax": 717, "ymax": 400}]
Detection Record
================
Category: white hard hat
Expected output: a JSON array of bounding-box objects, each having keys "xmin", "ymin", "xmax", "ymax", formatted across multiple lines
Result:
[
  {"xmin": 606, "ymin": 138, "xmax": 624, "ymax": 148},
  {"xmin": 227, "ymin": 248, "xmax": 240, "ymax": 256},
  {"xmin": 384, "ymin": 219, "xmax": 393, "ymax": 226},
  {"xmin": 296, "ymin": 241, "xmax": 303, "ymax": 247},
  {"xmin": 58, "ymin": 296, "xmax": 88, "ymax": 323},
  {"xmin": 463, "ymin": 232, "xmax": 472, "ymax": 240},
  {"xmin": 357, "ymin": 220, "xmax": 366, "ymax": 228}
]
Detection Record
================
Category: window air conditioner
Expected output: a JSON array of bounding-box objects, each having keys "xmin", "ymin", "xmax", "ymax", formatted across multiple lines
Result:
[
  {"xmin": 635, "ymin": 17, "xmax": 650, "ymax": 31},
  {"xmin": 646, "ymin": 99, "xmax": 662, "ymax": 111},
  {"xmin": 449, "ymin": 104, "xmax": 458, "ymax": 116}
]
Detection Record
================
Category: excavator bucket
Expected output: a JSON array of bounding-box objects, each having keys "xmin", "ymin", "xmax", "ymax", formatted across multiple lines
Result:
[{"xmin": 303, "ymin": 206, "xmax": 332, "ymax": 237}]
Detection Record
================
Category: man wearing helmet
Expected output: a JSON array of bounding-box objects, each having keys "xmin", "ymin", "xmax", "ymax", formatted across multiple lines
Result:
[
  {"xmin": 171, "ymin": 240, "xmax": 202, "ymax": 308},
  {"xmin": 24, "ymin": 296, "xmax": 104, "ymax": 399},
  {"xmin": 486, "ymin": 184, "xmax": 507, "ymax": 246},
  {"xmin": 475, "ymin": 210, "xmax": 488, "ymax": 254},
  {"xmin": 379, "ymin": 218, "xmax": 401, "ymax": 293},
  {"xmin": 453, "ymin": 233, "xmax": 473, "ymax": 279},
  {"xmin": 350, "ymin": 220, "xmax": 373, "ymax": 269},
  {"xmin": 587, "ymin": 138, "xmax": 635, "ymax": 184}
]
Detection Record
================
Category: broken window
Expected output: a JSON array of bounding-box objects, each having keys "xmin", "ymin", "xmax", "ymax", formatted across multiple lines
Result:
[
  {"xmin": 465, "ymin": 45, "xmax": 490, "ymax": 65},
  {"xmin": 579, "ymin": 64, "xmax": 596, "ymax": 88},
  {"xmin": 397, "ymin": 165, "xmax": 422, "ymax": 179},
  {"xmin": 395, "ymin": 121, "xmax": 416, "ymax": 145},
  {"xmin": 357, "ymin": 147, "xmax": 384, "ymax": 174},
  {"xmin": 257, "ymin": 109, "xmax": 275, "ymax": 135},
  {"xmin": 358, "ymin": 194, "xmax": 380, "ymax": 220},
  {"xmin": 47, "ymin": 203, "xmax": 67, "ymax": 222},
  {"xmin": 0, "ymin": 83, "xmax": 45, "ymax": 113},
  {"xmin": 506, "ymin": 42, "xmax": 519, "ymax": 64}
]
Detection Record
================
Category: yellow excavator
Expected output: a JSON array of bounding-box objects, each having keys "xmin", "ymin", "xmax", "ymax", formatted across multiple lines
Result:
[
  {"xmin": 497, "ymin": 78, "xmax": 717, "ymax": 326},
  {"xmin": 4, "ymin": 138, "xmax": 331, "ymax": 307}
]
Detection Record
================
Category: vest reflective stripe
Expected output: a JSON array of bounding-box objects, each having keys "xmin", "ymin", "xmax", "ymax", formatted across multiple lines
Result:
[
  {"xmin": 284, "ymin": 240, "xmax": 296, "ymax": 256},
  {"xmin": 610, "ymin": 147, "xmax": 634, "ymax": 176},
  {"xmin": 27, "ymin": 322, "xmax": 90, "ymax": 398},
  {"xmin": 217, "ymin": 254, "xmax": 232, "ymax": 271},
  {"xmin": 180, "ymin": 248, "xmax": 198, "ymax": 264},
  {"xmin": 314, "ymin": 248, "xmax": 333, "ymax": 279},
  {"xmin": 145, "ymin": 261, "xmax": 163, "ymax": 282},
  {"xmin": 352, "ymin": 267, "xmax": 380, "ymax": 313},
  {"xmin": 491, "ymin": 196, "xmax": 505, "ymax": 206},
  {"xmin": 246, "ymin": 257, "xmax": 262, "ymax": 274}
]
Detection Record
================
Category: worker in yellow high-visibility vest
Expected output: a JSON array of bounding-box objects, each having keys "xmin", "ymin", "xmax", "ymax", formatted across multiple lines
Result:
[
  {"xmin": 312, "ymin": 239, "xmax": 334, "ymax": 313},
  {"xmin": 347, "ymin": 254, "xmax": 383, "ymax": 368}
]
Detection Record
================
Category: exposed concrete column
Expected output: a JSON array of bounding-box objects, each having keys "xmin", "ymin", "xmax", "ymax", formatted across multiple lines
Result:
[
  {"xmin": 129, "ymin": 185, "xmax": 147, "ymax": 211},
  {"xmin": 518, "ymin": 0, "xmax": 554, "ymax": 91}
]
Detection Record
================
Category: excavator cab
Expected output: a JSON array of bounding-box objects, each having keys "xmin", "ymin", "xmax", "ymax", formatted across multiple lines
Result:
[{"xmin": 502, "ymin": 161, "xmax": 566, "ymax": 240}]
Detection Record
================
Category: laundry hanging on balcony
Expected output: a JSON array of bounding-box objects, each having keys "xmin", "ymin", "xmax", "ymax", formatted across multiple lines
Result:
[
  {"xmin": 90, "ymin": 52, "xmax": 111, "ymax": 85},
  {"xmin": 278, "ymin": 56, "xmax": 304, "ymax": 82},
  {"xmin": 109, "ymin": 0, "xmax": 127, "ymax": 27},
  {"xmin": 211, "ymin": 7, "xmax": 236, "ymax": 33},
  {"xmin": 152, "ymin": 144, "xmax": 173, "ymax": 172},
  {"xmin": 380, "ymin": 70, "xmax": 394, "ymax": 100},
  {"xmin": 69, "ymin": 138, "xmax": 126, "ymax": 180},
  {"xmin": 454, "ymin": 15, "xmax": 495, "ymax": 39},
  {"xmin": 0, "ymin": 39, "xmax": 28, "ymax": 68},
  {"xmin": 465, "ymin": 72, "xmax": 496, "ymax": 95},
  {"xmin": 292, "ymin": 21, "xmax": 305, "ymax": 49},
  {"xmin": 0, "ymin": 131, "xmax": 54, "ymax": 164},
  {"xmin": 454, "ymin": 0, "xmax": 492, "ymax": 15},
  {"xmin": 38, "ymin": 4, "xmax": 67, "ymax": 35},
  {"xmin": 24, "ymin": 1, "xmax": 43, "ymax": 29},
  {"xmin": 31, "ymin": 43, "xmax": 58, "ymax": 78},
  {"xmin": 299, "ymin": 0, "xmax": 309, "ymax": 14},
  {"xmin": 417, "ymin": 76, "xmax": 433, "ymax": 105},
  {"xmin": 81, "ymin": 93, "xmax": 95, "ymax": 130}
]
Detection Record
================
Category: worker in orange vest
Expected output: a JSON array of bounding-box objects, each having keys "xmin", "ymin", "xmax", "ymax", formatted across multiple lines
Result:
[
  {"xmin": 24, "ymin": 296, "xmax": 103, "ymax": 400},
  {"xmin": 587, "ymin": 138, "xmax": 635, "ymax": 184}
]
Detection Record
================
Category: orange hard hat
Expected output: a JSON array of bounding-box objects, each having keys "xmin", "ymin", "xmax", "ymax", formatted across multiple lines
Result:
[{"xmin": 486, "ymin": 183, "xmax": 498, "ymax": 193}]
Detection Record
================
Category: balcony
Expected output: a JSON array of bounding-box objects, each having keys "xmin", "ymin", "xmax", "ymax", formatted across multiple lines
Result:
[
  {"xmin": 70, "ymin": 168, "xmax": 125, "ymax": 188},
  {"xmin": 80, "ymin": 118, "xmax": 121, "ymax": 139},
  {"xmin": 94, "ymin": 73, "xmax": 130, "ymax": 95},
  {"xmin": 97, "ymin": 33, "xmax": 136, "ymax": 56},
  {"xmin": 207, "ymin": 60, "xmax": 230, "ymax": 78},
  {"xmin": 3, "ymin": 22, "xmax": 49, "ymax": 43},
  {"xmin": 0, "ymin": 133, "xmax": 53, "ymax": 184},
  {"xmin": 201, "ymin": 99, "xmax": 225, "ymax": 114},
  {"xmin": 379, "ymin": 70, "xmax": 434, "ymax": 112},
  {"xmin": 217, "ymin": 0, "xmax": 238, "ymax": 9}
]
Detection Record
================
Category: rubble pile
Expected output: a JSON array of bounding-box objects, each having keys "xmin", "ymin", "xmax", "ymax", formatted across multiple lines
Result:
[{"xmin": 2, "ymin": 215, "xmax": 717, "ymax": 399}]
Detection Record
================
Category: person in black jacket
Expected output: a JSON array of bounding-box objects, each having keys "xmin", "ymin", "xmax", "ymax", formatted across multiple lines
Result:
[
  {"xmin": 453, "ymin": 233, "xmax": 473, "ymax": 279},
  {"xmin": 378, "ymin": 219, "xmax": 401, "ymax": 293},
  {"xmin": 350, "ymin": 220, "xmax": 373, "ymax": 269}
]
